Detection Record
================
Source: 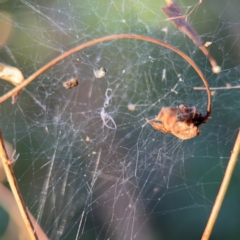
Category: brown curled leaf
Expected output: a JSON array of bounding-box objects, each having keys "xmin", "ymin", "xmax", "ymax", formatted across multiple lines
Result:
[{"xmin": 0, "ymin": 63, "xmax": 24, "ymax": 103}]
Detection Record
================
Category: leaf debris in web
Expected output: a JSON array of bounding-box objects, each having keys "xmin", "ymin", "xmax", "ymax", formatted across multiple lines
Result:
[
  {"xmin": 0, "ymin": 63, "xmax": 24, "ymax": 104},
  {"xmin": 94, "ymin": 67, "xmax": 107, "ymax": 78},
  {"xmin": 128, "ymin": 103, "xmax": 136, "ymax": 111},
  {"xmin": 63, "ymin": 78, "xmax": 79, "ymax": 89}
]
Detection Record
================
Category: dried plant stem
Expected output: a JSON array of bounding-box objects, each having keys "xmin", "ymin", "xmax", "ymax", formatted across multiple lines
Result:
[
  {"xmin": 0, "ymin": 34, "xmax": 211, "ymax": 118},
  {"xmin": 202, "ymin": 129, "xmax": 240, "ymax": 240},
  {"xmin": 0, "ymin": 131, "xmax": 38, "ymax": 240},
  {"xmin": 194, "ymin": 86, "xmax": 240, "ymax": 91},
  {"xmin": 163, "ymin": 0, "xmax": 221, "ymax": 74}
]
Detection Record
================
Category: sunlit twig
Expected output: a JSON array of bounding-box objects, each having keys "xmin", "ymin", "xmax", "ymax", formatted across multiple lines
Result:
[
  {"xmin": 194, "ymin": 86, "xmax": 240, "ymax": 90},
  {"xmin": 202, "ymin": 129, "xmax": 240, "ymax": 240},
  {"xmin": 0, "ymin": 131, "xmax": 39, "ymax": 240}
]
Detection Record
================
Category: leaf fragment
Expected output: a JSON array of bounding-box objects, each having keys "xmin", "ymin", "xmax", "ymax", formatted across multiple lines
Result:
[{"xmin": 0, "ymin": 63, "xmax": 24, "ymax": 103}]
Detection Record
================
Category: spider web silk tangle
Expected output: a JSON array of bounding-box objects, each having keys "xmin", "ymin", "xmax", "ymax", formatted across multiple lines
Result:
[{"xmin": 0, "ymin": 1, "xmax": 239, "ymax": 240}]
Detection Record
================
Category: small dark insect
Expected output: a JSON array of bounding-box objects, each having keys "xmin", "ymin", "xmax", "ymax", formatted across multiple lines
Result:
[
  {"xmin": 146, "ymin": 104, "xmax": 208, "ymax": 140},
  {"xmin": 63, "ymin": 78, "xmax": 78, "ymax": 89}
]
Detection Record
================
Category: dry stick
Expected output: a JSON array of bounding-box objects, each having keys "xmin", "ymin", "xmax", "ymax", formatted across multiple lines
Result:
[
  {"xmin": 202, "ymin": 129, "xmax": 240, "ymax": 240},
  {"xmin": 194, "ymin": 86, "xmax": 240, "ymax": 91},
  {"xmin": 163, "ymin": 0, "xmax": 221, "ymax": 74},
  {"xmin": 0, "ymin": 34, "xmax": 212, "ymax": 117},
  {"xmin": 0, "ymin": 131, "xmax": 38, "ymax": 240}
]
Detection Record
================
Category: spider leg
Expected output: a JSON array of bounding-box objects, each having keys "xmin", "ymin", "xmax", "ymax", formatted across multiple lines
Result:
[{"xmin": 146, "ymin": 119, "xmax": 169, "ymax": 134}]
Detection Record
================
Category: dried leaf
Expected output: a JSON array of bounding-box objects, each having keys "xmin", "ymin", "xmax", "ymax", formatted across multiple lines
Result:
[
  {"xmin": 0, "ymin": 63, "xmax": 24, "ymax": 85},
  {"xmin": 0, "ymin": 63, "xmax": 24, "ymax": 103}
]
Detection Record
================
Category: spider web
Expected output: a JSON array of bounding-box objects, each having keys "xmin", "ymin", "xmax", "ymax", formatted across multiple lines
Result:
[{"xmin": 0, "ymin": 0, "xmax": 240, "ymax": 239}]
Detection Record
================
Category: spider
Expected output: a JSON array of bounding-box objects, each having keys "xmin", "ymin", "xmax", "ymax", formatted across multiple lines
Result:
[{"xmin": 146, "ymin": 104, "xmax": 210, "ymax": 140}]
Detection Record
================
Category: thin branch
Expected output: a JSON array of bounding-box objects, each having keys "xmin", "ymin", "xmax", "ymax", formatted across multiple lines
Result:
[
  {"xmin": 0, "ymin": 34, "xmax": 211, "ymax": 119},
  {"xmin": 0, "ymin": 131, "xmax": 38, "ymax": 240},
  {"xmin": 202, "ymin": 129, "xmax": 240, "ymax": 240},
  {"xmin": 194, "ymin": 86, "xmax": 240, "ymax": 90},
  {"xmin": 162, "ymin": 0, "xmax": 221, "ymax": 74}
]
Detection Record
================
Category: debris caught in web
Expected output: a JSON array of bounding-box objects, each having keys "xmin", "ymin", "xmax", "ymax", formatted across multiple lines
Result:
[
  {"xmin": 0, "ymin": 63, "xmax": 24, "ymax": 104},
  {"xmin": 94, "ymin": 67, "xmax": 107, "ymax": 78},
  {"xmin": 63, "ymin": 78, "xmax": 79, "ymax": 89}
]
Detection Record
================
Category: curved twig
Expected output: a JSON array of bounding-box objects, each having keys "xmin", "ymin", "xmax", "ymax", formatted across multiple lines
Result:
[{"xmin": 0, "ymin": 34, "xmax": 211, "ymax": 118}]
